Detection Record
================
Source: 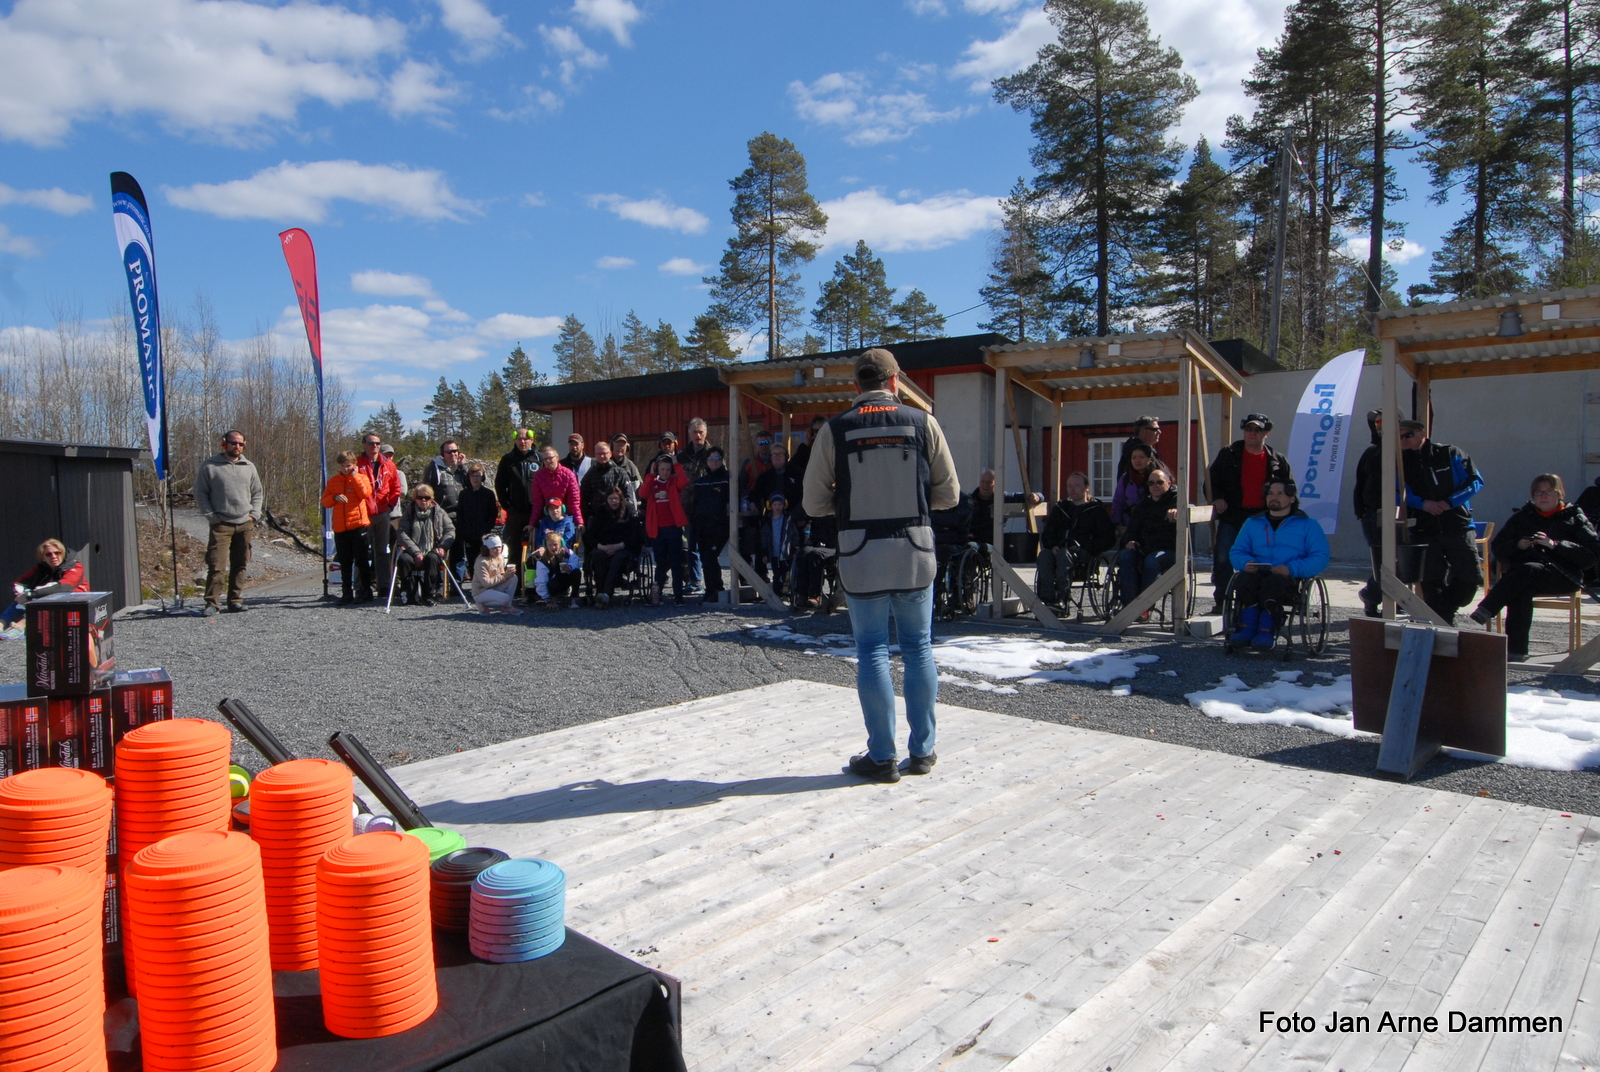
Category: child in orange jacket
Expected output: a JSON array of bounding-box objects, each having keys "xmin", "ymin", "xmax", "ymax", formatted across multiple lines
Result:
[{"xmin": 322, "ymin": 451, "xmax": 375, "ymax": 603}]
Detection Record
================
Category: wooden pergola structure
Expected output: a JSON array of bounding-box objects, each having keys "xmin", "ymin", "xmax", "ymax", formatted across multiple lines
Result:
[
  {"xmin": 983, "ymin": 330, "xmax": 1244, "ymax": 635},
  {"xmin": 1373, "ymin": 284, "xmax": 1600, "ymax": 669},
  {"xmin": 717, "ymin": 357, "xmax": 934, "ymax": 610}
]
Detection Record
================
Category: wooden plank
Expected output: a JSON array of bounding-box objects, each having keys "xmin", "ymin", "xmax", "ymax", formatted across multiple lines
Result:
[
  {"xmin": 1175, "ymin": 351, "xmax": 1193, "ymax": 636},
  {"xmin": 1375, "ymin": 624, "xmax": 1439, "ymax": 779},
  {"xmin": 991, "ymin": 365, "xmax": 1007, "ymax": 619},
  {"xmin": 1018, "ymin": 361, "xmax": 1183, "ymax": 384},
  {"xmin": 1378, "ymin": 294, "xmax": 1600, "ymax": 342},
  {"xmin": 1398, "ymin": 323, "xmax": 1600, "ymax": 355},
  {"xmin": 1051, "ymin": 403, "xmax": 1063, "ymax": 501},
  {"xmin": 1102, "ymin": 556, "xmax": 1187, "ymax": 633},
  {"xmin": 1552, "ymin": 628, "xmax": 1600, "ymax": 674},
  {"xmin": 985, "ymin": 337, "xmax": 1184, "ymax": 369},
  {"xmin": 1004, "ymin": 381, "xmax": 1036, "ymax": 533},
  {"xmin": 1381, "ymin": 567, "xmax": 1451, "ymax": 626},
  {"xmin": 989, "ymin": 554, "xmax": 1065, "ymax": 630},
  {"xmin": 722, "ymin": 363, "xmax": 854, "ymax": 386},
  {"xmin": 1184, "ymin": 332, "xmax": 1246, "ymax": 397}
]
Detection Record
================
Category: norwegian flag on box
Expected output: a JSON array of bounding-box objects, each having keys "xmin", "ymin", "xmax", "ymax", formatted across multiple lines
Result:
[{"xmin": 24, "ymin": 591, "xmax": 114, "ymax": 695}]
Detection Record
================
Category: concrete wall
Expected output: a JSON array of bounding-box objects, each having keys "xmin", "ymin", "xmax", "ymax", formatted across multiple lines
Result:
[
  {"xmin": 549, "ymin": 408, "xmax": 574, "ymax": 446},
  {"xmin": 934, "ymin": 372, "xmax": 992, "ymax": 491}
]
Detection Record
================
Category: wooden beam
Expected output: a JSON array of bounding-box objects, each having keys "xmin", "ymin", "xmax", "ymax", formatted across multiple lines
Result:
[
  {"xmin": 1183, "ymin": 332, "xmax": 1246, "ymax": 397},
  {"xmin": 1004, "ymin": 381, "xmax": 1036, "ymax": 534},
  {"xmin": 991, "ymin": 366, "xmax": 1008, "ymax": 620},
  {"xmin": 1175, "ymin": 351, "xmax": 1193, "ymax": 637},
  {"xmin": 1381, "ymin": 337, "xmax": 1399, "ymax": 620},
  {"xmin": 895, "ymin": 375, "xmax": 934, "ymax": 413},
  {"xmin": 1416, "ymin": 361, "xmax": 1431, "ymax": 436},
  {"xmin": 985, "ymin": 336, "xmax": 1185, "ymax": 369},
  {"xmin": 1048, "ymin": 381, "xmax": 1228, "ymax": 404},
  {"xmin": 721, "ymin": 364, "xmax": 852, "ymax": 386},
  {"xmin": 1397, "ymin": 322, "xmax": 1600, "ymax": 355},
  {"xmin": 1415, "ymin": 349, "xmax": 1600, "ymax": 381},
  {"xmin": 1380, "ymin": 568, "xmax": 1450, "ymax": 626},
  {"xmin": 1051, "ymin": 402, "xmax": 1063, "ymax": 501},
  {"xmin": 1009, "ymin": 374, "xmax": 1055, "ymax": 403},
  {"xmin": 989, "ymin": 556, "xmax": 1066, "ymax": 630},
  {"xmin": 1101, "ymin": 557, "xmax": 1187, "ymax": 633},
  {"xmin": 1378, "ymin": 294, "xmax": 1600, "ymax": 341},
  {"xmin": 1015, "ymin": 361, "xmax": 1183, "ymax": 384},
  {"xmin": 727, "ymin": 382, "xmax": 741, "ymax": 608},
  {"xmin": 728, "ymin": 547, "xmax": 789, "ymax": 614},
  {"xmin": 1553, "ymin": 630, "xmax": 1600, "ymax": 675}
]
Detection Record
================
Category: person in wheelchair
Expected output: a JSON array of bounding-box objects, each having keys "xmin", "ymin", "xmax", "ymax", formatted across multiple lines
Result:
[
  {"xmin": 1115, "ymin": 466, "xmax": 1178, "ymax": 608},
  {"xmin": 792, "ymin": 513, "xmax": 838, "ymax": 609},
  {"xmin": 586, "ymin": 486, "xmax": 643, "ymax": 607},
  {"xmin": 931, "ymin": 492, "xmax": 975, "ymax": 605},
  {"xmin": 1468, "ymin": 473, "xmax": 1600, "ymax": 660},
  {"xmin": 1227, "ymin": 479, "xmax": 1330, "ymax": 648},
  {"xmin": 1035, "ymin": 471, "xmax": 1115, "ymax": 608}
]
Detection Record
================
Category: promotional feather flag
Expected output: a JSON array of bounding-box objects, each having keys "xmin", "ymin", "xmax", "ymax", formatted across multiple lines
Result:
[{"xmin": 110, "ymin": 172, "xmax": 166, "ymax": 479}]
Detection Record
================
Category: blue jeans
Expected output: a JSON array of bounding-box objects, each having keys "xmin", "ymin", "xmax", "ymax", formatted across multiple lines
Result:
[
  {"xmin": 1, "ymin": 602, "xmax": 22, "ymax": 627},
  {"xmin": 684, "ymin": 522, "xmax": 703, "ymax": 589},
  {"xmin": 1211, "ymin": 521, "xmax": 1239, "ymax": 603},
  {"xmin": 844, "ymin": 585, "xmax": 937, "ymax": 762},
  {"xmin": 1117, "ymin": 548, "xmax": 1173, "ymax": 605},
  {"xmin": 652, "ymin": 526, "xmax": 684, "ymax": 596}
]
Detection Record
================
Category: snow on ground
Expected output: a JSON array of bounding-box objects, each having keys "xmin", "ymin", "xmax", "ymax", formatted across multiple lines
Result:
[
  {"xmin": 1187, "ymin": 673, "xmax": 1600, "ymax": 772},
  {"xmin": 748, "ymin": 625, "xmax": 1158, "ymax": 690}
]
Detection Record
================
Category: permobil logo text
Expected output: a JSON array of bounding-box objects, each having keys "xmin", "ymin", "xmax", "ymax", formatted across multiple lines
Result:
[{"xmin": 1298, "ymin": 383, "xmax": 1344, "ymax": 502}]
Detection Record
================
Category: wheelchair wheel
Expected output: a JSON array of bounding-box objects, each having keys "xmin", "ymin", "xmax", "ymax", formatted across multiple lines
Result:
[
  {"xmin": 1299, "ymin": 577, "xmax": 1330, "ymax": 656},
  {"xmin": 952, "ymin": 548, "xmax": 983, "ymax": 618},
  {"xmin": 1220, "ymin": 575, "xmax": 1244, "ymax": 654},
  {"xmin": 1098, "ymin": 557, "xmax": 1124, "ymax": 621}
]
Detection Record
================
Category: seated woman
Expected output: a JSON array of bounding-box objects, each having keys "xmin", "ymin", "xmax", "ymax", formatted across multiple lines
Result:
[
  {"xmin": 1115, "ymin": 466, "xmax": 1177, "ymax": 607},
  {"xmin": 587, "ymin": 486, "xmax": 644, "ymax": 606},
  {"xmin": 1227, "ymin": 479, "xmax": 1331, "ymax": 648},
  {"xmin": 471, "ymin": 534, "xmax": 519, "ymax": 613},
  {"xmin": 396, "ymin": 484, "xmax": 454, "ymax": 607},
  {"xmin": 1, "ymin": 539, "xmax": 88, "ymax": 639},
  {"xmin": 1111, "ymin": 444, "xmax": 1155, "ymax": 531},
  {"xmin": 1469, "ymin": 474, "xmax": 1600, "ymax": 659}
]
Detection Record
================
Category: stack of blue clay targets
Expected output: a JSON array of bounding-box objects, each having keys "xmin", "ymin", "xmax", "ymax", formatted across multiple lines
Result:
[
  {"xmin": 468, "ymin": 858, "xmax": 566, "ymax": 963},
  {"xmin": 430, "ymin": 847, "xmax": 508, "ymax": 932}
]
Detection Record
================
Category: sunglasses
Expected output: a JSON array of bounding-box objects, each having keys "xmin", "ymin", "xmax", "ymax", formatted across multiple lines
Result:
[
  {"xmin": 415, "ymin": 495, "xmax": 433, "ymax": 502},
  {"xmin": 1400, "ymin": 431, "xmax": 1422, "ymax": 440},
  {"xmin": 364, "ymin": 440, "xmax": 380, "ymax": 447},
  {"xmin": 226, "ymin": 440, "xmax": 246, "ymax": 447}
]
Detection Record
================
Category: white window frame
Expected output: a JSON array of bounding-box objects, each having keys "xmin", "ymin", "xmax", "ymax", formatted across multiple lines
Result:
[{"xmin": 1087, "ymin": 438, "xmax": 1119, "ymax": 501}]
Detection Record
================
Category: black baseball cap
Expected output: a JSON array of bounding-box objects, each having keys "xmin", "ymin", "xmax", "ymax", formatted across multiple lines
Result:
[{"xmin": 1241, "ymin": 413, "xmax": 1272, "ymax": 431}]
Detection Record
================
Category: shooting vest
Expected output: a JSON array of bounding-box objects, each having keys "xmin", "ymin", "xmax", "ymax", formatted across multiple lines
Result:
[{"xmin": 829, "ymin": 394, "xmax": 935, "ymax": 596}]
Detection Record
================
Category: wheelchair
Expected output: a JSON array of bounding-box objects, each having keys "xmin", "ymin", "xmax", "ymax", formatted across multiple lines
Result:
[
  {"xmin": 935, "ymin": 542, "xmax": 992, "ymax": 622},
  {"xmin": 790, "ymin": 546, "xmax": 841, "ymax": 614},
  {"xmin": 582, "ymin": 545, "xmax": 654, "ymax": 607},
  {"xmin": 1219, "ymin": 572, "xmax": 1329, "ymax": 661},
  {"xmin": 1098, "ymin": 547, "xmax": 1198, "ymax": 628},
  {"xmin": 1036, "ymin": 546, "xmax": 1116, "ymax": 622}
]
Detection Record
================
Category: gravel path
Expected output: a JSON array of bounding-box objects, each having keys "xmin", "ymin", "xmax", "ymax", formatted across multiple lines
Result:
[{"xmin": 3, "ymin": 576, "xmax": 1598, "ymax": 817}]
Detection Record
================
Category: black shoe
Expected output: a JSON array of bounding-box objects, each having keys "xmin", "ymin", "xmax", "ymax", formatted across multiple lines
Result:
[
  {"xmin": 419, "ymin": 594, "xmax": 435, "ymax": 607},
  {"xmin": 902, "ymin": 752, "xmax": 937, "ymax": 775},
  {"xmin": 1468, "ymin": 606, "xmax": 1491, "ymax": 627},
  {"xmin": 226, "ymin": 603, "xmax": 246, "ymax": 613},
  {"xmin": 1362, "ymin": 602, "xmax": 1380, "ymax": 618},
  {"xmin": 339, "ymin": 593, "xmax": 355, "ymax": 606},
  {"xmin": 204, "ymin": 602, "xmax": 220, "ymax": 616},
  {"xmin": 847, "ymin": 753, "xmax": 900, "ymax": 783}
]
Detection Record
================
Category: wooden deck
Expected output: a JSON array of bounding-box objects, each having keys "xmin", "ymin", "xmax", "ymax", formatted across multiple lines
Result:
[{"xmin": 392, "ymin": 681, "xmax": 1600, "ymax": 1071}]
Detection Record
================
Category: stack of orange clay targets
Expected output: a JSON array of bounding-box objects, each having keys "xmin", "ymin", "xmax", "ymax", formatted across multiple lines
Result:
[{"xmin": 246, "ymin": 758, "xmax": 354, "ymax": 970}]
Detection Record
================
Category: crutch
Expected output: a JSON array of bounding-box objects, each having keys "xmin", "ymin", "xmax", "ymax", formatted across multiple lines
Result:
[
  {"xmin": 441, "ymin": 554, "xmax": 475, "ymax": 609},
  {"xmin": 382, "ymin": 552, "xmax": 401, "ymax": 614}
]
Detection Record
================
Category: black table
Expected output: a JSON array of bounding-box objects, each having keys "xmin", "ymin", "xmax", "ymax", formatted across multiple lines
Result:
[{"xmin": 105, "ymin": 929, "xmax": 685, "ymax": 1071}]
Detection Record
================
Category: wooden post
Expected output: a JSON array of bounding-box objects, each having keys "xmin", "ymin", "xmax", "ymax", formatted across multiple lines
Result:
[
  {"xmin": 991, "ymin": 367, "xmax": 1009, "ymax": 619},
  {"xmin": 1375, "ymin": 624, "xmax": 1441, "ymax": 779},
  {"xmin": 781, "ymin": 411, "xmax": 791, "ymax": 457},
  {"xmin": 1416, "ymin": 361, "xmax": 1432, "ymax": 437},
  {"xmin": 1004, "ymin": 381, "xmax": 1036, "ymax": 534},
  {"xmin": 1051, "ymin": 401, "xmax": 1063, "ymax": 502},
  {"xmin": 1193, "ymin": 365, "xmax": 1212, "ymax": 502},
  {"xmin": 727, "ymin": 382, "xmax": 741, "ymax": 608},
  {"xmin": 1219, "ymin": 390, "xmax": 1233, "ymax": 451},
  {"xmin": 1381, "ymin": 338, "xmax": 1399, "ymax": 619},
  {"xmin": 1174, "ymin": 352, "xmax": 1193, "ymax": 637}
]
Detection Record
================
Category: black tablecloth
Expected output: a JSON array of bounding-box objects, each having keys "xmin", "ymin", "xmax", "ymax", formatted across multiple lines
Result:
[{"xmin": 105, "ymin": 929, "xmax": 685, "ymax": 1072}]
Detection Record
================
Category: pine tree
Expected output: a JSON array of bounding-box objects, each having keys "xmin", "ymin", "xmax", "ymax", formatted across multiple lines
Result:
[
  {"xmin": 801, "ymin": 333, "xmax": 826, "ymax": 354},
  {"xmin": 684, "ymin": 314, "xmax": 739, "ymax": 365},
  {"xmin": 552, "ymin": 315, "xmax": 600, "ymax": 383},
  {"xmin": 422, "ymin": 378, "xmax": 460, "ymax": 444},
  {"xmin": 618, "ymin": 311, "xmax": 653, "ymax": 376},
  {"xmin": 813, "ymin": 240, "xmax": 895, "ymax": 349},
  {"xmin": 472, "ymin": 372, "xmax": 517, "ymax": 455},
  {"xmin": 452, "ymin": 380, "xmax": 476, "ymax": 439},
  {"xmin": 361, "ymin": 401, "xmax": 404, "ymax": 446},
  {"xmin": 650, "ymin": 320, "xmax": 686, "ymax": 371},
  {"xmin": 980, "ymin": 182, "xmax": 1056, "ymax": 342},
  {"xmin": 597, "ymin": 333, "xmax": 627, "ymax": 379},
  {"xmin": 500, "ymin": 343, "xmax": 546, "ymax": 426},
  {"xmin": 1141, "ymin": 139, "xmax": 1242, "ymax": 335},
  {"xmin": 1408, "ymin": 0, "xmax": 1548, "ymax": 300},
  {"xmin": 707, "ymin": 132, "xmax": 828, "ymax": 359},
  {"xmin": 996, "ymin": 0, "xmax": 1198, "ymax": 335},
  {"xmin": 887, "ymin": 290, "xmax": 947, "ymax": 343}
]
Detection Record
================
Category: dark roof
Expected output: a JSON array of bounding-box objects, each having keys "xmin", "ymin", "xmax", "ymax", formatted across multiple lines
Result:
[
  {"xmin": 518, "ymin": 333, "xmax": 1014, "ymax": 412},
  {"xmin": 1209, "ymin": 338, "xmax": 1286, "ymax": 375},
  {"xmin": 0, "ymin": 438, "xmax": 151, "ymax": 461}
]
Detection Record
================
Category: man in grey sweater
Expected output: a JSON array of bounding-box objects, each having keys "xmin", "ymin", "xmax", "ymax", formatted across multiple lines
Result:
[{"xmin": 193, "ymin": 430, "xmax": 264, "ymax": 614}]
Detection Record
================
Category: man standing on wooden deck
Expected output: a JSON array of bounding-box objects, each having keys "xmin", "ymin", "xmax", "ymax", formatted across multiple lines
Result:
[{"xmin": 803, "ymin": 349, "xmax": 960, "ymax": 783}]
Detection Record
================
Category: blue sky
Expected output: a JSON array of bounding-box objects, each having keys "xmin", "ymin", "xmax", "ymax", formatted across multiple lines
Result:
[{"xmin": 0, "ymin": 0, "xmax": 1452, "ymax": 426}]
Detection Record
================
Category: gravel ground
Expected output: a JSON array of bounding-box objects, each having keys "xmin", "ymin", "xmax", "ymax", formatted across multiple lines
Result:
[{"xmin": 4, "ymin": 568, "xmax": 1598, "ymax": 817}]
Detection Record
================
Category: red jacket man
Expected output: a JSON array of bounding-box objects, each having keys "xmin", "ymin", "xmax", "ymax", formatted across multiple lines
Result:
[{"xmin": 359, "ymin": 447, "xmax": 402, "ymax": 520}]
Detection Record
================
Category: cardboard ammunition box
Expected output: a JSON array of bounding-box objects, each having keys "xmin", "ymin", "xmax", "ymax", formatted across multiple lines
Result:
[
  {"xmin": 47, "ymin": 696, "xmax": 83, "ymax": 769},
  {"xmin": 111, "ymin": 668, "xmax": 173, "ymax": 740},
  {"xmin": 0, "ymin": 689, "xmax": 48, "ymax": 772},
  {"xmin": 25, "ymin": 592, "xmax": 114, "ymax": 696}
]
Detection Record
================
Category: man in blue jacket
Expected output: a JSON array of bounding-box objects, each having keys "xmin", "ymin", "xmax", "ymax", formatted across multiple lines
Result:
[
  {"xmin": 1400, "ymin": 419, "xmax": 1484, "ymax": 624},
  {"xmin": 1228, "ymin": 480, "xmax": 1331, "ymax": 648}
]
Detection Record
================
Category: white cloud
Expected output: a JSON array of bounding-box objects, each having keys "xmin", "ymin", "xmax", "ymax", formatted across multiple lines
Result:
[
  {"xmin": 659, "ymin": 257, "xmax": 707, "ymax": 276},
  {"xmin": 522, "ymin": 192, "xmax": 548, "ymax": 207},
  {"xmin": 572, "ymin": 0, "xmax": 642, "ymax": 46},
  {"xmin": 0, "ymin": 183, "xmax": 93, "ymax": 215},
  {"xmin": 596, "ymin": 255, "xmax": 636, "ymax": 269},
  {"xmin": 963, "ymin": 0, "xmax": 1033, "ymax": 11},
  {"xmin": 165, "ymin": 161, "xmax": 477, "ymax": 223},
  {"xmin": 0, "ymin": 0, "xmax": 406, "ymax": 145},
  {"xmin": 588, "ymin": 193, "xmax": 709, "ymax": 234},
  {"xmin": 284, "ymin": 303, "xmax": 484, "ymax": 376},
  {"xmin": 0, "ymin": 223, "xmax": 39, "ymax": 257},
  {"xmin": 1341, "ymin": 233, "xmax": 1427, "ymax": 267},
  {"xmin": 952, "ymin": 7, "xmax": 1055, "ymax": 87},
  {"xmin": 352, "ymin": 270, "xmax": 436, "ymax": 298},
  {"xmin": 387, "ymin": 61, "xmax": 457, "ymax": 118},
  {"xmin": 539, "ymin": 24, "xmax": 606, "ymax": 87},
  {"xmin": 819, "ymin": 188, "xmax": 1003, "ymax": 252},
  {"xmin": 791, "ymin": 72, "xmax": 968, "ymax": 145},
  {"xmin": 476, "ymin": 313, "xmax": 564, "ymax": 340},
  {"xmin": 436, "ymin": 0, "xmax": 515, "ymax": 54},
  {"xmin": 907, "ymin": 0, "xmax": 949, "ymax": 15}
]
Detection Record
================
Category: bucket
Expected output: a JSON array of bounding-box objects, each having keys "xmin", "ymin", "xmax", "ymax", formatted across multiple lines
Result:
[{"xmin": 1002, "ymin": 533, "xmax": 1039, "ymax": 565}]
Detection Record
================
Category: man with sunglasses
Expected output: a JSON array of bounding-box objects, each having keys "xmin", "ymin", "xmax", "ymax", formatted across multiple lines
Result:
[
  {"xmin": 358, "ymin": 433, "xmax": 403, "ymax": 601},
  {"xmin": 194, "ymin": 430, "xmax": 264, "ymax": 614},
  {"xmin": 1400, "ymin": 417, "xmax": 1485, "ymax": 624},
  {"xmin": 424, "ymin": 440, "xmax": 469, "ymax": 593}
]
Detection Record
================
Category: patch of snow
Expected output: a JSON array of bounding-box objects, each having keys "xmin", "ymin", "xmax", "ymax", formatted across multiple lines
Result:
[
  {"xmin": 1111, "ymin": 683, "xmax": 1132, "ymax": 697},
  {"xmin": 937, "ymin": 673, "xmax": 1020, "ymax": 696},
  {"xmin": 1186, "ymin": 674, "xmax": 1364, "ymax": 738},
  {"xmin": 1159, "ymin": 670, "xmax": 1179, "ymax": 677}
]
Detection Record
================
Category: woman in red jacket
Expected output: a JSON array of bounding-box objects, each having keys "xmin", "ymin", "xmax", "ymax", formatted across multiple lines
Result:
[
  {"xmin": 641, "ymin": 453, "xmax": 689, "ymax": 605},
  {"xmin": 1, "ymin": 539, "xmax": 88, "ymax": 638}
]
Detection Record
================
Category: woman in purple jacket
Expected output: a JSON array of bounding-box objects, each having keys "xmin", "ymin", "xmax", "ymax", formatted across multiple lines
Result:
[{"xmin": 1111, "ymin": 444, "xmax": 1155, "ymax": 529}]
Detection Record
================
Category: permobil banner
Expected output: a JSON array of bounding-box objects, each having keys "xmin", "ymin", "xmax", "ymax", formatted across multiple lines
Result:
[
  {"xmin": 110, "ymin": 172, "xmax": 166, "ymax": 479},
  {"xmin": 278, "ymin": 227, "xmax": 331, "ymax": 559},
  {"xmin": 1286, "ymin": 348, "xmax": 1365, "ymax": 534}
]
